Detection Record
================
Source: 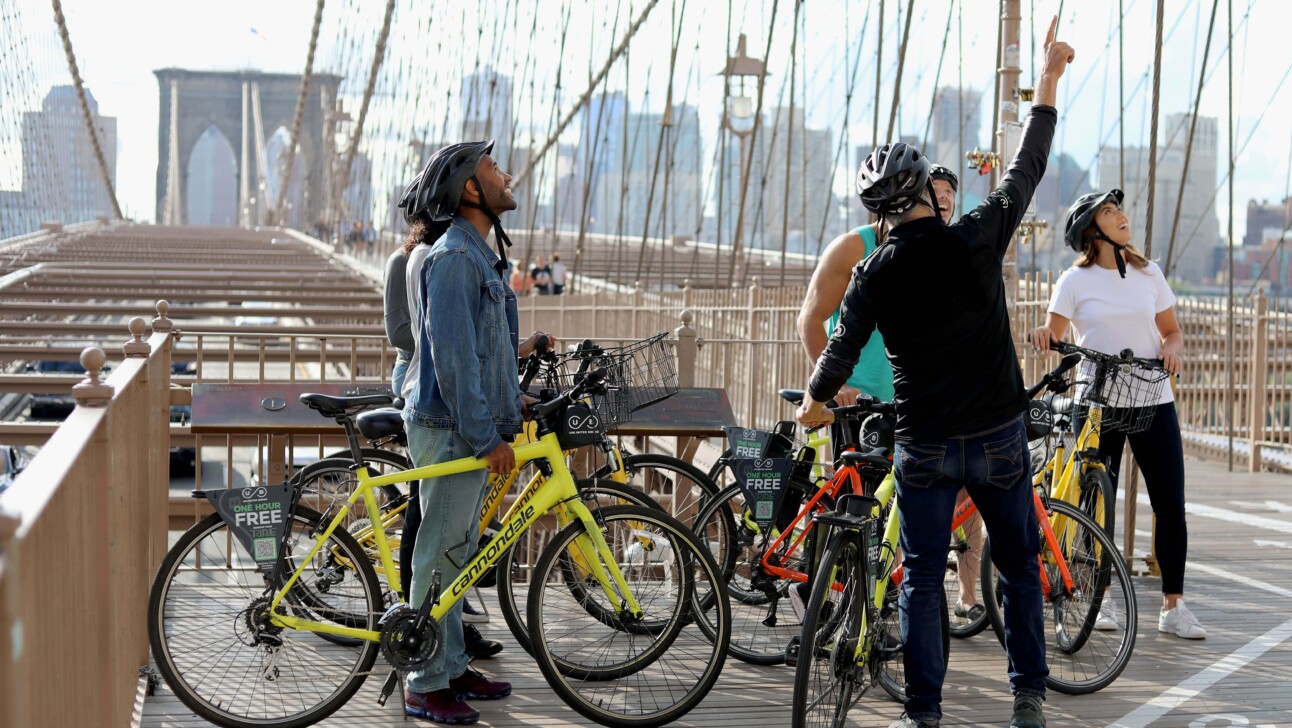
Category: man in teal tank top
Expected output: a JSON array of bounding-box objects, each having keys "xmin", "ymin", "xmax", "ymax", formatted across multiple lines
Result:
[{"xmin": 797, "ymin": 164, "xmax": 959, "ymax": 403}]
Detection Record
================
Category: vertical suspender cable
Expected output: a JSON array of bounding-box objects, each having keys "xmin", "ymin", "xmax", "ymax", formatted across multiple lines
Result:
[
  {"xmin": 51, "ymin": 0, "xmax": 122, "ymax": 219},
  {"xmin": 274, "ymin": 0, "xmax": 325, "ymax": 226},
  {"xmin": 1142, "ymin": 0, "xmax": 1165, "ymax": 257},
  {"xmin": 779, "ymin": 0, "xmax": 801, "ymax": 287},
  {"xmin": 920, "ymin": 0, "xmax": 956, "ymax": 151},
  {"xmin": 335, "ymin": 0, "xmax": 396, "ymax": 226},
  {"xmin": 873, "ymin": 0, "xmax": 884, "ymax": 149},
  {"xmin": 1165, "ymin": 0, "xmax": 1220, "ymax": 276},
  {"xmin": 1226, "ymin": 0, "xmax": 1235, "ymax": 469},
  {"xmin": 1118, "ymin": 0, "xmax": 1126, "ymax": 189},
  {"xmin": 884, "ymin": 0, "xmax": 916, "ymax": 143}
]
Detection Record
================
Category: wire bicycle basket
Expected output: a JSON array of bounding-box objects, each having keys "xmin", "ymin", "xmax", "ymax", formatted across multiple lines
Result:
[
  {"xmin": 1073, "ymin": 354, "xmax": 1170, "ymax": 435},
  {"xmin": 549, "ymin": 332, "xmax": 679, "ymax": 431}
]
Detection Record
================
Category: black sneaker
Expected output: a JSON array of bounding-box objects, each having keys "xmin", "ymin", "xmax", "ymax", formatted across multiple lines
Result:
[
  {"xmin": 464, "ymin": 624, "xmax": 502, "ymax": 659},
  {"xmin": 1010, "ymin": 695, "xmax": 1045, "ymax": 728},
  {"xmin": 888, "ymin": 714, "xmax": 938, "ymax": 728}
]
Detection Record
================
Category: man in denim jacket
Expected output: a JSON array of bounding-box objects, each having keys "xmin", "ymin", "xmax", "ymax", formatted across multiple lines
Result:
[{"xmin": 397, "ymin": 140, "xmax": 549, "ymax": 725}]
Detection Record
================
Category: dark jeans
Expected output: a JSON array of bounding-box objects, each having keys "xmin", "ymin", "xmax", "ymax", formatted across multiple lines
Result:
[
  {"xmin": 895, "ymin": 414, "xmax": 1048, "ymax": 721},
  {"xmin": 1074, "ymin": 402, "xmax": 1188, "ymax": 594},
  {"xmin": 400, "ymin": 485, "xmax": 420, "ymax": 599}
]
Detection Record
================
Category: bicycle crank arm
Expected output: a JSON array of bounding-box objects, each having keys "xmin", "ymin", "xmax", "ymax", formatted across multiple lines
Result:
[
  {"xmin": 376, "ymin": 670, "xmax": 401, "ymax": 707},
  {"xmin": 412, "ymin": 570, "xmax": 442, "ymax": 633}
]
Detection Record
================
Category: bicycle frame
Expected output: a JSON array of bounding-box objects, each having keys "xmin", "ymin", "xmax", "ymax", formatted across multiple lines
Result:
[
  {"xmin": 343, "ymin": 427, "xmax": 631, "ymax": 579},
  {"xmin": 266, "ymin": 429, "xmax": 643, "ymax": 641},
  {"xmin": 1043, "ymin": 405, "xmax": 1110, "ymax": 522}
]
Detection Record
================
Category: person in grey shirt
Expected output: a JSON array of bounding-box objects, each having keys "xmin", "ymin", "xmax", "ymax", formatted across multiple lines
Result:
[
  {"xmin": 383, "ymin": 244, "xmax": 504, "ymax": 661},
  {"xmin": 384, "ymin": 248, "xmax": 416, "ymax": 395}
]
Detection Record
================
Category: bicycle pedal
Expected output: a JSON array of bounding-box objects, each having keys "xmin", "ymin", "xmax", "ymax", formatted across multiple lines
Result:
[
  {"xmin": 376, "ymin": 670, "xmax": 401, "ymax": 707},
  {"xmin": 784, "ymin": 635, "xmax": 801, "ymax": 667}
]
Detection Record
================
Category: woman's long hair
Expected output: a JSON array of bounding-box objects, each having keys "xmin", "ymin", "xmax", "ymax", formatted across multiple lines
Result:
[
  {"xmin": 1075, "ymin": 225, "xmax": 1151, "ymax": 270},
  {"xmin": 401, "ymin": 219, "xmax": 451, "ymax": 256}
]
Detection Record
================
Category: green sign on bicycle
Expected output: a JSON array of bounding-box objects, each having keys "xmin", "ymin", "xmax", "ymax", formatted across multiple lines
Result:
[
  {"xmin": 725, "ymin": 426, "xmax": 774, "ymax": 459},
  {"xmin": 205, "ymin": 485, "xmax": 294, "ymax": 575},
  {"xmin": 729, "ymin": 457, "xmax": 795, "ymax": 533}
]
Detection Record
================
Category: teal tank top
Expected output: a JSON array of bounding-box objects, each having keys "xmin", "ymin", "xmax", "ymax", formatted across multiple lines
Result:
[{"xmin": 825, "ymin": 225, "xmax": 895, "ymax": 401}]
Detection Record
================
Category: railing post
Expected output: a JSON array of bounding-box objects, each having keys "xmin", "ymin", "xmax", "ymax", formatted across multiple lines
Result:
[
  {"xmin": 72, "ymin": 347, "xmax": 113, "ymax": 407},
  {"xmin": 1248, "ymin": 291, "xmax": 1269, "ymax": 472},
  {"xmin": 674, "ymin": 309, "xmax": 697, "ymax": 388},
  {"xmin": 633, "ymin": 280, "xmax": 643, "ymax": 339},
  {"xmin": 122, "ymin": 317, "xmax": 151, "ymax": 358},
  {"xmin": 152, "ymin": 299, "xmax": 173, "ymax": 333}
]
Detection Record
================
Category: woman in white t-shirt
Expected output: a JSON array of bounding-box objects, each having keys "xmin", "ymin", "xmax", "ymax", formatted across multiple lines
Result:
[{"xmin": 1029, "ymin": 189, "xmax": 1205, "ymax": 640}]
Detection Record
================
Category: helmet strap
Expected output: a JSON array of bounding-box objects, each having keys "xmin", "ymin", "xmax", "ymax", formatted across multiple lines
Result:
[
  {"xmin": 459, "ymin": 175, "xmax": 514, "ymax": 272},
  {"xmin": 924, "ymin": 179, "xmax": 944, "ymax": 224},
  {"xmin": 1090, "ymin": 222, "xmax": 1127, "ymax": 278}
]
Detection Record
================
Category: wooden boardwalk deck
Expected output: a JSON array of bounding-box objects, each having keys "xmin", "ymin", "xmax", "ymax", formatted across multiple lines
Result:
[{"xmin": 141, "ymin": 458, "xmax": 1292, "ymax": 727}]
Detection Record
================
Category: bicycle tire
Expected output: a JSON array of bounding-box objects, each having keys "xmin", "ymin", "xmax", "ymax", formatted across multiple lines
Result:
[
  {"xmin": 1079, "ymin": 467, "xmax": 1115, "ymax": 538},
  {"xmin": 495, "ymin": 478, "xmax": 667, "ymax": 655},
  {"xmin": 692, "ymin": 482, "xmax": 827, "ymax": 665},
  {"xmin": 877, "ymin": 578, "xmax": 950, "ymax": 703},
  {"xmin": 148, "ymin": 508, "xmax": 383, "ymax": 728},
  {"xmin": 528, "ymin": 505, "xmax": 731, "ymax": 727},
  {"xmin": 791, "ymin": 528, "xmax": 865, "ymax": 728},
  {"xmin": 944, "ymin": 536, "xmax": 989, "ymax": 639},
  {"xmin": 615, "ymin": 452, "xmax": 720, "ymax": 528},
  {"xmin": 979, "ymin": 499, "xmax": 1137, "ymax": 695}
]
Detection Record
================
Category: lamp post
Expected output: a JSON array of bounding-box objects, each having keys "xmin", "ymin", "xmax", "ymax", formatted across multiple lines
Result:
[{"xmin": 720, "ymin": 33, "xmax": 768, "ymax": 287}]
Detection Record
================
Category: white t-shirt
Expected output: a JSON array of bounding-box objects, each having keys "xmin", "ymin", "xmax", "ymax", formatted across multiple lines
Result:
[
  {"xmin": 1048, "ymin": 260, "xmax": 1176, "ymax": 406},
  {"xmin": 551, "ymin": 261, "xmax": 567, "ymax": 286},
  {"xmin": 401, "ymin": 244, "xmax": 433, "ymax": 401}
]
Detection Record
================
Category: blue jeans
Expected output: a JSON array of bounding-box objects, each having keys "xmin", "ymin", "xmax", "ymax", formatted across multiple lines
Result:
[
  {"xmin": 895, "ymin": 414, "xmax": 1047, "ymax": 721},
  {"xmin": 391, "ymin": 358, "xmax": 409, "ymax": 399},
  {"xmin": 405, "ymin": 423, "xmax": 490, "ymax": 693}
]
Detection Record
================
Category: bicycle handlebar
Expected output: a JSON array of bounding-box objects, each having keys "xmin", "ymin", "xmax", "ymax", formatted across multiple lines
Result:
[
  {"xmin": 1048, "ymin": 339, "xmax": 1165, "ymax": 371},
  {"xmin": 530, "ymin": 368, "xmax": 608, "ymax": 421},
  {"xmin": 1024, "ymin": 352, "xmax": 1081, "ymax": 399},
  {"xmin": 805, "ymin": 393, "xmax": 895, "ymax": 433}
]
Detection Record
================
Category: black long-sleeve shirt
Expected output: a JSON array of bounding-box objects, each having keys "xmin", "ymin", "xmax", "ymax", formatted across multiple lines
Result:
[{"xmin": 809, "ymin": 105, "xmax": 1058, "ymax": 442}]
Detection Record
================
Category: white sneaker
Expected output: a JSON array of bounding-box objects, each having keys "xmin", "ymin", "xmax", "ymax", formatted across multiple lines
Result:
[
  {"xmin": 789, "ymin": 582, "xmax": 809, "ymax": 622},
  {"xmin": 1158, "ymin": 598, "xmax": 1207, "ymax": 639},
  {"xmin": 1094, "ymin": 599, "xmax": 1119, "ymax": 631}
]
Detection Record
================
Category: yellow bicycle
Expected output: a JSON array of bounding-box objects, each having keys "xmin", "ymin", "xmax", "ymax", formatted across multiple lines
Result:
[{"xmin": 148, "ymin": 361, "xmax": 731, "ymax": 728}]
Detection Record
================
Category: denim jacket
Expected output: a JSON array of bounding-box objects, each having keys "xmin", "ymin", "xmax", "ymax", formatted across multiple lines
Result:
[{"xmin": 403, "ymin": 217, "xmax": 522, "ymax": 458}]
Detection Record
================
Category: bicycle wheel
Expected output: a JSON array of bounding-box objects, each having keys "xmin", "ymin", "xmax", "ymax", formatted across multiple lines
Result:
[
  {"xmin": 791, "ymin": 528, "xmax": 865, "ymax": 728},
  {"xmin": 528, "ymin": 505, "xmax": 730, "ymax": 727},
  {"xmin": 945, "ymin": 526, "xmax": 989, "ymax": 638},
  {"xmin": 148, "ymin": 507, "xmax": 383, "ymax": 728},
  {"xmin": 692, "ymin": 482, "xmax": 823, "ymax": 664},
  {"xmin": 1079, "ymin": 467, "xmax": 1115, "ymax": 538},
  {"xmin": 619, "ymin": 452, "xmax": 719, "ymax": 528},
  {"xmin": 980, "ymin": 499, "xmax": 1137, "ymax": 695},
  {"xmin": 877, "ymin": 578, "xmax": 950, "ymax": 703},
  {"xmin": 496, "ymin": 478, "xmax": 667, "ymax": 655}
]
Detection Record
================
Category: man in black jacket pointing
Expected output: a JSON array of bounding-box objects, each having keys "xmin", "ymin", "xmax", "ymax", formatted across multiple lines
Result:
[{"xmin": 797, "ymin": 17, "xmax": 1075, "ymax": 728}]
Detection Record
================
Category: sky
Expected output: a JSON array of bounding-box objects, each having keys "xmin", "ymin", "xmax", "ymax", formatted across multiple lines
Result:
[{"xmin": 5, "ymin": 0, "xmax": 1292, "ymax": 242}]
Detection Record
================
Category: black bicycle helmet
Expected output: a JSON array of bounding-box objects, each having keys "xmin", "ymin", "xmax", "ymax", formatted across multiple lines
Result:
[
  {"xmin": 929, "ymin": 164, "xmax": 959, "ymax": 192},
  {"xmin": 398, "ymin": 140, "xmax": 494, "ymax": 226},
  {"xmin": 859, "ymin": 412, "xmax": 896, "ymax": 455},
  {"xmin": 1064, "ymin": 188, "xmax": 1129, "ymax": 276},
  {"xmin": 398, "ymin": 139, "xmax": 514, "ymax": 266},
  {"xmin": 1064, "ymin": 189, "xmax": 1125, "ymax": 252},
  {"xmin": 857, "ymin": 142, "xmax": 934, "ymax": 217}
]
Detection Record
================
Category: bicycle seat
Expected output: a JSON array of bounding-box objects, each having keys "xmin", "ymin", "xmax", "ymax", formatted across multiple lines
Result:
[
  {"xmin": 839, "ymin": 448, "xmax": 892, "ymax": 468},
  {"xmin": 778, "ymin": 389, "xmax": 805, "ymax": 406},
  {"xmin": 356, "ymin": 407, "xmax": 405, "ymax": 440},
  {"xmin": 299, "ymin": 393, "xmax": 394, "ymax": 417}
]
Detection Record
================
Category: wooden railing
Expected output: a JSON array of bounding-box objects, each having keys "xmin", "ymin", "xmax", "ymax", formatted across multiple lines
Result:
[
  {"xmin": 517, "ymin": 276, "xmax": 1292, "ymax": 472},
  {"xmin": 0, "ymin": 305, "xmax": 175, "ymax": 728}
]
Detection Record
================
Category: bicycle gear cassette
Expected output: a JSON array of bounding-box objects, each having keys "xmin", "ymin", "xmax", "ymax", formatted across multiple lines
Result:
[{"xmin": 379, "ymin": 605, "xmax": 441, "ymax": 671}]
